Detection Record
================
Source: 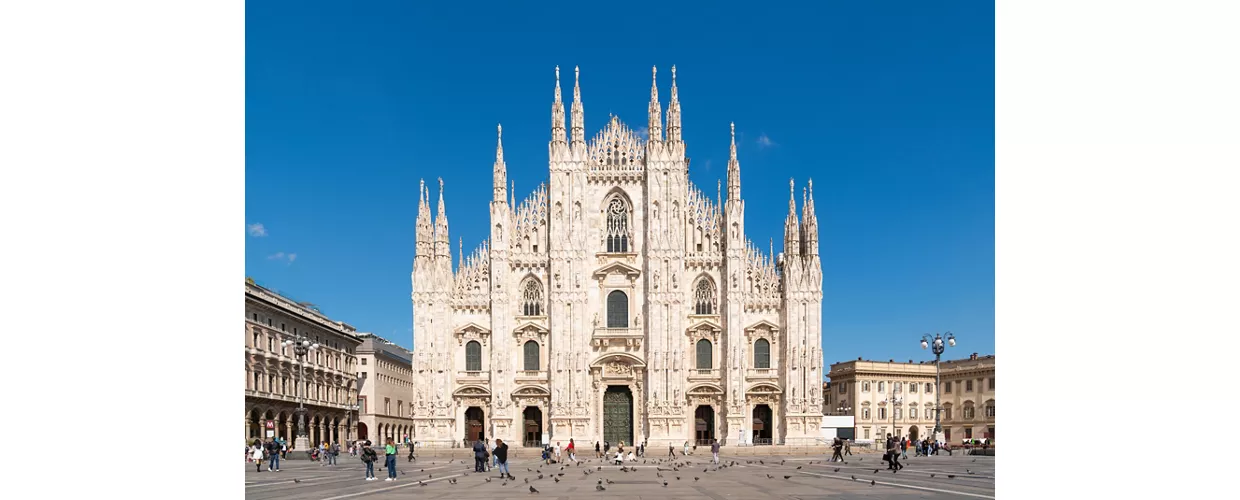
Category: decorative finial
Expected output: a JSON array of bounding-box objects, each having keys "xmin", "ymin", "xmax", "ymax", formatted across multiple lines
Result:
[
  {"xmin": 671, "ymin": 65, "xmax": 676, "ymax": 80},
  {"xmin": 731, "ymin": 122, "xmax": 735, "ymax": 139},
  {"xmin": 498, "ymin": 123, "xmax": 502, "ymax": 137},
  {"xmin": 790, "ymin": 177, "xmax": 795, "ymax": 193},
  {"xmin": 653, "ymin": 65, "xmax": 657, "ymax": 80},
  {"xmin": 808, "ymin": 178, "xmax": 813, "ymax": 195},
  {"xmin": 439, "ymin": 177, "xmax": 444, "ymax": 191},
  {"xmin": 575, "ymin": 65, "xmax": 579, "ymax": 79},
  {"xmin": 555, "ymin": 65, "xmax": 560, "ymax": 82}
]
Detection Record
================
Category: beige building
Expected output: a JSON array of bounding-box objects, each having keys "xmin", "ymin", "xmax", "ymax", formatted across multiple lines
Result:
[
  {"xmin": 355, "ymin": 333, "xmax": 415, "ymax": 445},
  {"xmin": 827, "ymin": 353, "xmax": 995, "ymax": 444},
  {"xmin": 410, "ymin": 66, "xmax": 825, "ymax": 448},
  {"xmin": 244, "ymin": 279, "xmax": 363, "ymax": 448}
]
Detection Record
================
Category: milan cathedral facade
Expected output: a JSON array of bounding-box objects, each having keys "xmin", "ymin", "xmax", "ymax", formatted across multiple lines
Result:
[{"xmin": 410, "ymin": 66, "xmax": 824, "ymax": 448}]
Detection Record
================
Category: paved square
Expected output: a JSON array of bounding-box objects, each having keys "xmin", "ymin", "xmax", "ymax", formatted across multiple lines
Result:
[{"xmin": 245, "ymin": 452, "xmax": 995, "ymax": 499}]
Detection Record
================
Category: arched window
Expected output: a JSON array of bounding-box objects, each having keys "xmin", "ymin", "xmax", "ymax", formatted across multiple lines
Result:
[
  {"xmin": 694, "ymin": 278, "xmax": 716, "ymax": 315},
  {"xmin": 963, "ymin": 403, "xmax": 976, "ymax": 420},
  {"xmin": 753, "ymin": 339, "xmax": 770, "ymax": 368},
  {"xmin": 465, "ymin": 341, "xmax": 482, "ymax": 371},
  {"xmin": 606, "ymin": 198, "xmax": 630, "ymax": 252},
  {"xmin": 522, "ymin": 278, "xmax": 543, "ymax": 316},
  {"xmin": 696, "ymin": 339, "xmax": 712, "ymax": 370},
  {"xmin": 523, "ymin": 340, "xmax": 539, "ymax": 371},
  {"xmin": 606, "ymin": 290, "xmax": 628, "ymax": 328}
]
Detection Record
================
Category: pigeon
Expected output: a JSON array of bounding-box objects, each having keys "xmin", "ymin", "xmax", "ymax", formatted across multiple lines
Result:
[
  {"xmin": 834, "ymin": 468, "xmax": 840, "ymax": 472},
  {"xmin": 930, "ymin": 474, "xmax": 936, "ymax": 478},
  {"xmin": 781, "ymin": 460, "xmax": 786, "ymax": 465},
  {"xmin": 606, "ymin": 479, "xmax": 614, "ymax": 484},
  {"xmin": 676, "ymin": 476, "xmax": 681, "ymax": 480},
  {"xmin": 657, "ymin": 472, "xmax": 663, "ymax": 478},
  {"xmin": 529, "ymin": 485, "xmax": 539, "ymax": 494},
  {"xmin": 428, "ymin": 474, "xmax": 432, "ymax": 478},
  {"xmin": 662, "ymin": 481, "xmax": 668, "ymax": 487},
  {"xmin": 486, "ymin": 477, "xmax": 492, "ymax": 482},
  {"xmin": 695, "ymin": 477, "xmax": 700, "ymax": 482},
  {"xmin": 502, "ymin": 481, "xmax": 508, "ymax": 486},
  {"xmin": 796, "ymin": 466, "xmax": 802, "ymax": 470},
  {"xmin": 449, "ymin": 478, "xmax": 457, "ymax": 484},
  {"xmin": 554, "ymin": 477, "xmax": 560, "ymax": 483},
  {"xmin": 597, "ymin": 466, "xmax": 602, "ymax": 471},
  {"xmin": 524, "ymin": 478, "xmax": 529, "ymax": 484},
  {"xmin": 972, "ymin": 459, "xmax": 977, "ymax": 463},
  {"xmin": 527, "ymin": 468, "xmax": 532, "ymax": 472},
  {"xmin": 293, "ymin": 479, "xmax": 302, "ymax": 483},
  {"xmin": 873, "ymin": 469, "xmax": 879, "ymax": 474},
  {"xmin": 419, "ymin": 481, "xmax": 426, "ymax": 487},
  {"xmin": 947, "ymin": 475, "xmax": 957, "ymax": 479},
  {"xmin": 850, "ymin": 475, "xmax": 856, "ymax": 480},
  {"xmin": 783, "ymin": 475, "xmax": 791, "ymax": 480},
  {"xmin": 967, "ymin": 469, "xmax": 975, "ymax": 475},
  {"xmin": 870, "ymin": 480, "xmax": 876, "ymax": 486},
  {"xmin": 538, "ymin": 474, "xmax": 543, "ymax": 480},
  {"xmin": 595, "ymin": 484, "xmax": 606, "ymax": 491},
  {"xmin": 703, "ymin": 468, "xmax": 708, "ymax": 473},
  {"xmin": 766, "ymin": 474, "xmax": 773, "ymax": 479}
]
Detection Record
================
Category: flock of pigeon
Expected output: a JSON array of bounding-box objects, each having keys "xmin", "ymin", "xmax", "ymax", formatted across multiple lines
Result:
[{"xmin": 348, "ymin": 455, "xmax": 986, "ymax": 493}]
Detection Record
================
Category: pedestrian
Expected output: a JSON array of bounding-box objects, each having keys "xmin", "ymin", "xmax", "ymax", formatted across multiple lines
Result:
[
  {"xmin": 265, "ymin": 438, "xmax": 282, "ymax": 471},
  {"xmin": 683, "ymin": 441, "xmax": 690, "ymax": 456},
  {"xmin": 668, "ymin": 443, "xmax": 676, "ymax": 458},
  {"xmin": 642, "ymin": 439, "xmax": 648, "ymax": 458},
  {"xmin": 490, "ymin": 439, "xmax": 498, "ymax": 470},
  {"xmin": 901, "ymin": 437, "xmax": 909, "ymax": 460},
  {"xmin": 250, "ymin": 441, "xmax": 265, "ymax": 472},
  {"xmin": 595, "ymin": 441, "xmax": 601, "ymax": 459},
  {"xmin": 555, "ymin": 441, "xmax": 562, "ymax": 463},
  {"xmin": 567, "ymin": 438, "xmax": 577, "ymax": 462},
  {"xmin": 384, "ymin": 438, "xmax": 398, "ymax": 481},
  {"xmin": 361, "ymin": 440, "xmax": 378, "ymax": 481},
  {"xmin": 830, "ymin": 437, "xmax": 844, "ymax": 462},
  {"xmin": 472, "ymin": 437, "xmax": 487, "ymax": 473},
  {"xmin": 710, "ymin": 438, "xmax": 721, "ymax": 465},
  {"xmin": 844, "ymin": 439, "xmax": 852, "ymax": 456},
  {"xmin": 886, "ymin": 435, "xmax": 904, "ymax": 471},
  {"xmin": 604, "ymin": 440, "xmax": 610, "ymax": 458},
  {"xmin": 408, "ymin": 440, "xmax": 417, "ymax": 462},
  {"xmin": 494, "ymin": 438, "xmax": 512, "ymax": 479}
]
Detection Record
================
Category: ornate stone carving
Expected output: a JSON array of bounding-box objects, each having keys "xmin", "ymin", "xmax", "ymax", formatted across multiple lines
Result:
[{"xmin": 606, "ymin": 360, "xmax": 632, "ymax": 376}]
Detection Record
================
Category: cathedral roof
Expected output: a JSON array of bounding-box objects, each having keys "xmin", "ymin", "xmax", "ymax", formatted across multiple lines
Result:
[{"xmin": 587, "ymin": 115, "xmax": 645, "ymax": 170}]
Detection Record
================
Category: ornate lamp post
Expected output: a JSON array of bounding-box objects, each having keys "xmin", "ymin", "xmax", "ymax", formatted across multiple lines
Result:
[
  {"xmin": 882, "ymin": 393, "xmax": 902, "ymax": 440},
  {"xmin": 920, "ymin": 331, "xmax": 955, "ymax": 443},
  {"xmin": 346, "ymin": 399, "xmax": 360, "ymax": 445},
  {"xmin": 283, "ymin": 334, "xmax": 319, "ymax": 453},
  {"xmin": 835, "ymin": 404, "xmax": 852, "ymax": 416}
]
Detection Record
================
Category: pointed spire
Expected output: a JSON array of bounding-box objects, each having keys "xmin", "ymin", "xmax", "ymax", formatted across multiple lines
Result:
[
  {"xmin": 458, "ymin": 238, "xmax": 463, "ymax": 270},
  {"xmin": 648, "ymin": 65, "xmax": 663, "ymax": 143},
  {"xmin": 510, "ymin": 179, "xmax": 515, "ymax": 208},
  {"xmin": 434, "ymin": 177, "xmax": 449, "ymax": 257},
  {"xmin": 785, "ymin": 178, "xmax": 800, "ymax": 256},
  {"xmin": 727, "ymin": 122, "xmax": 741, "ymax": 202},
  {"xmin": 551, "ymin": 66, "xmax": 566, "ymax": 148},
  {"xmin": 803, "ymin": 178, "xmax": 819, "ymax": 256},
  {"xmin": 494, "ymin": 123, "xmax": 507, "ymax": 202},
  {"xmin": 416, "ymin": 178, "xmax": 432, "ymax": 257},
  {"xmin": 667, "ymin": 65, "xmax": 682, "ymax": 144},
  {"xmin": 571, "ymin": 65, "xmax": 585, "ymax": 149},
  {"xmin": 717, "ymin": 178, "xmax": 721, "ymax": 208}
]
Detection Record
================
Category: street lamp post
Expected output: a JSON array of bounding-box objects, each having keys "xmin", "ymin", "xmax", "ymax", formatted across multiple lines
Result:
[
  {"xmin": 882, "ymin": 393, "xmax": 902, "ymax": 440},
  {"xmin": 835, "ymin": 404, "xmax": 852, "ymax": 416},
  {"xmin": 283, "ymin": 334, "xmax": 320, "ymax": 454},
  {"xmin": 920, "ymin": 331, "xmax": 956, "ymax": 444},
  {"xmin": 346, "ymin": 399, "xmax": 360, "ymax": 445}
]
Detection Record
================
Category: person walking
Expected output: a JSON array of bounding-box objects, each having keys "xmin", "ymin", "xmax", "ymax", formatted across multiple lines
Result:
[
  {"xmin": 554, "ymin": 441, "xmax": 562, "ymax": 463},
  {"xmin": 265, "ymin": 438, "xmax": 282, "ymax": 471},
  {"xmin": 384, "ymin": 438, "xmax": 398, "ymax": 481},
  {"xmin": 250, "ymin": 441, "xmax": 265, "ymax": 472},
  {"xmin": 408, "ymin": 440, "xmax": 417, "ymax": 462},
  {"xmin": 900, "ymin": 437, "xmax": 909, "ymax": 460},
  {"xmin": 595, "ymin": 441, "xmax": 601, "ymax": 459},
  {"xmin": 844, "ymin": 439, "xmax": 853, "ymax": 457},
  {"xmin": 567, "ymin": 439, "xmax": 577, "ymax": 462},
  {"xmin": 361, "ymin": 440, "xmax": 378, "ymax": 481},
  {"xmin": 683, "ymin": 441, "xmax": 690, "ymax": 457},
  {"xmin": 472, "ymin": 437, "xmax": 487, "ymax": 473},
  {"xmin": 710, "ymin": 439, "xmax": 721, "ymax": 465},
  {"xmin": 830, "ymin": 437, "xmax": 844, "ymax": 463},
  {"xmin": 668, "ymin": 443, "xmax": 676, "ymax": 458},
  {"xmin": 604, "ymin": 440, "xmax": 610, "ymax": 458},
  {"xmin": 886, "ymin": 435, "xmax": 904, "ymax": 471},
  {"xmin": 494, "ymin": 438, "xmax": 512, "ymax": 479}
]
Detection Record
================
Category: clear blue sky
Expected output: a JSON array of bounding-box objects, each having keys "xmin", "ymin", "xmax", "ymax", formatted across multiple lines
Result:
[{"xmin": 245, "ymin": 1, "xmax": 994, "ymax": 370}]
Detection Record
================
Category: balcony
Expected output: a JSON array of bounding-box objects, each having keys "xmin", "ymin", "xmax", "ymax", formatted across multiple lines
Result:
[
  {"xmin": 456, "ymin": 371, "xmax": 490, "ymax": 384},
  {"xmin": 746, "ymin": 368, "xmax": 778, "ymax": 381},
  {"xmin": 689, "ymin": 368, "xmax": 720, "ymax": 380},
  {"xmin": 592, "ymin": 327, "xmax": 643, "ymax": 348},
  {"xmin": 515, "ymin": 370, "xmax": 549, "ymax": 383}
]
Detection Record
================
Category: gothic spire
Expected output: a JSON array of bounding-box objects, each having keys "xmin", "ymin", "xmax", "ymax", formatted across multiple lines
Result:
[
  {"xmin": 648, "ymin": 65, "xmax": 663, "ymax": 142},
  {"xmin": 727, "ymin": 122, "xmax": 740, "ymax": 202},
  {"xmin": 434, "ymin": 177, "xmax": 449, "ymax": 257},
  {"xmin": 494, "ymin": 123, "xmax": 508, "ymax": 202},
  {"xmin": 784, "ymin": 178, "xmax": 801, "ymax": 256},
  {"xmin": 416, "ymin": 178, "xmax": 432, "ymax": 257},
  {"xmin": 551, "ymin": 66, "xmax": 567, "ymax": 150},
  {"xmin": 570, "ymin": 66, "xmax": 585, "ymax": 150},
  {"xmin": 666, "ymin": 65, "xmax": 682, "ymax": 144},
  {"xmin": 803, "ymin": 178, "xmax": 819, "ymax": 256}
]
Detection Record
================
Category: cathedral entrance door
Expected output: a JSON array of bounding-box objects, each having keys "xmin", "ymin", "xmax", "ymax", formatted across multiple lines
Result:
[
  {"xmin": 694, "ymin": 405, "xmax": 715, "ymax": 445},
  {"xmin": 465, "ymin": 407, "xmax": 485, "ymax": 444},
  {"xmin": 522, "ymin": 406, "xmax": 543, "ymax": 447},
  {"xmin": 752, "ymin": 404, "xmax": 773, "ymax": 445},
  {"xmin": 603, "ymin": 386, "xmax": 633, "ymax": 446}
]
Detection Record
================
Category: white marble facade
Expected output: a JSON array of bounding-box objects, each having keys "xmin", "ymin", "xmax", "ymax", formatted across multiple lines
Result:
[{"xmin": 410, "ymin": 66, "xmax": 824, "ymax": 448}]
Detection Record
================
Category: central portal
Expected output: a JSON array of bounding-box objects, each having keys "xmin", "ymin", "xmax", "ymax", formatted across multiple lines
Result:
[{"xmin": 603, "ymin": 385, "xmax": 633, "ymax": 446}]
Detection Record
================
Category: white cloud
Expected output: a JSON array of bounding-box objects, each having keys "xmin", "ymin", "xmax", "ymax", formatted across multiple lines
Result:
[
  {"xmin": 703, "ymin": 159, "xmax": 713, "ymax": 171},
  {"xmin": 267, "ymin": 251, "xmax": 297, "ymax": 264},
  {"xmin": 757, "ymin": 134, "xmax": 777, "ymax": 148},
  {"xmin": 635, "ymin": 126, "xmax": 650, "ymax": 140},
  {"xmin": 247, "ymin": 223, "xmax": 267, "ymax": 237},
  {"xmin": 267, "ymin": 252, "xmax": 285, "ymax": 260},
  {"xmin": 287, "ymin": 253, "xmax": 297, "ymax": 263}
]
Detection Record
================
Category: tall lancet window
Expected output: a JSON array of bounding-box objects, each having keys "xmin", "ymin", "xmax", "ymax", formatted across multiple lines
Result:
[
  {"xmin": 522, "ymin": 278, "xmax": 543, "ymax": 316},
  {"xmin": 465, "ymin": 341, "xmax": 482, "ymax": 371},
  {"xmin": 606, "ymin": 198, "xmax": 630, "ymax": 252},
  {"xmin": 606, "ymin": 290, "xmax": 628, "ymax": 328},
  {"xmin": 754, "ymin": 339, "xmax": 771, "ymax": 369},
  {"xmin": 694, "ymin": 278, "xmax": 716, "ymax": 315}
]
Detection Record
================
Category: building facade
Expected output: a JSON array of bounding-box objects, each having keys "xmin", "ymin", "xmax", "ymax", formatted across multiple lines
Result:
[
  {"xmin": 356, "ymin": 333, "xmax": 415, "ymax": 445},
  {"xmin": 827, "ymin": 353, "xmax": 995, "ymax": 443},
  {"xmin": 410, "ymin": 66, "xmax": 825, "ymax": 448},
  {"xmin": 245, "ymin": 279, "xmax": 363, "ymax": 447}
]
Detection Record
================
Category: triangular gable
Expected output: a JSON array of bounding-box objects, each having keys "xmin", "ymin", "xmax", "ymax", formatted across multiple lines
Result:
[
  {"xmin": 592, "ymin": 261, "xmax": 642, "ymax": 279},
  {"xmin": 512, "ymin": 320, "xmax": 550, "ymax": 335},
  {"xmin": 744, "ymin": 319, "xmax": 781, "ymax": 332},
  {"xmin": 453, "ymin": 322, "xmax": 491, "ymax": 335},
  {"xmin": 685, "ymin": 318, "xmax": 723, "ymax": 333}
]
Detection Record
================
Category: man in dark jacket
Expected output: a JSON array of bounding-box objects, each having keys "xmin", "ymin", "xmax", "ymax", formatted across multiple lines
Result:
[
  {"xmin": 473, "ymin": 437, "xmax": 488, "ymax": 472},
  {"xmin": 265, "ymin": 438, "xmax": 282, "ymax": 471},
  {"xmin": 494, "ymin": 438, "xmax": 511, "ymax": 479}
]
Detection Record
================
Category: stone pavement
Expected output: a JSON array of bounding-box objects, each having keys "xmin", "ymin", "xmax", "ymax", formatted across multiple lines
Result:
[{"xmin": 245, "ymin": 452, "xmax": 995, "ymax": 500}]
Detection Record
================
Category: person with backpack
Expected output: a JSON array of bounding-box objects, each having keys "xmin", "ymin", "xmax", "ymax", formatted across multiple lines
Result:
[
  {"xmin": 265, "ymin": 438, "xmax": 282, "ymax": 471},
  {"xmin": 361, "ymin": 440, "xmax": 378, "ymax": 481},
  {"xmin": 472, "ymin": 437, "xmax": 488, "ymax": 473}
]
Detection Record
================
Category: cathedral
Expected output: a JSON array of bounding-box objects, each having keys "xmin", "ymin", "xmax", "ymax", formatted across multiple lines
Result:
[{"xmin": 410, "ymin": 66, "xmax": 824, "ymax": 448}]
